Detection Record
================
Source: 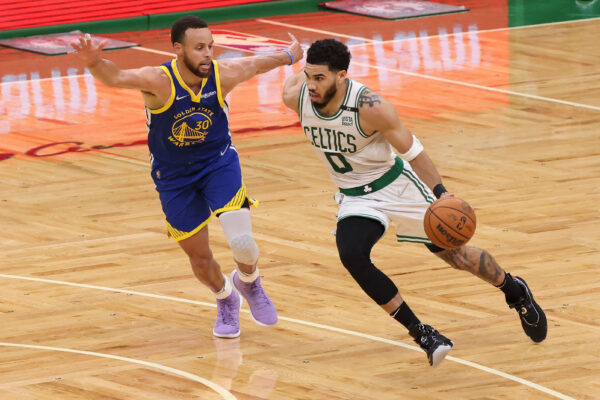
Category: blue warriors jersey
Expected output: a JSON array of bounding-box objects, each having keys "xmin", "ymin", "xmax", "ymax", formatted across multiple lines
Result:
[{"xmin": 146, "ymin": 59, "xmax": 230, "ymax": 165}]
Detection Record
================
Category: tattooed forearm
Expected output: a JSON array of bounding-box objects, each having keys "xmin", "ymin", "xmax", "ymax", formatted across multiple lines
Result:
[
  {"xmin": 437, "ymin": 247, "xmax": 469, "ymax": 270},
  {"xmin": 358, "ymin": 89, "xmax": 381, "ymax": 108},
  {"xmin": 436, "ymin": 246, "xmax": 504, "ymax": 285}
]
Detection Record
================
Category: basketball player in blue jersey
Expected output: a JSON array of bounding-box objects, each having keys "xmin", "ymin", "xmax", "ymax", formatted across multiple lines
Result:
[
  {"xmin": 282, "ymin": 39, "xmax": 547, "ymax": 367},
  {"xmin": 71, "ymin": 16, "xmax": 303, "ymax": 338}
]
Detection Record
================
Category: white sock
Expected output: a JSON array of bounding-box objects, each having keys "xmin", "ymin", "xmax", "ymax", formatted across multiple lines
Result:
[
  {"xmin": 214, "ymin": 274, "xmax": 233, "ymax": 299},
  {"xmin": 237, "ymin": 266, "xmax": 259, "ymax": 283}
]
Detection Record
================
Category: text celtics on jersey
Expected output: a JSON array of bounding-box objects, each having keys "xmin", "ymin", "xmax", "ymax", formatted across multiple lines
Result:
[{"xmin": 303, "ymin": 126, "xmax": 357, "ymax": 153}]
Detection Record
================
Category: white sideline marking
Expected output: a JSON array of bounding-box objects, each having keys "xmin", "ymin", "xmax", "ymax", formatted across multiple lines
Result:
[
  {"xmin": 0, "ymin": 273, "xmax": 575, "ymax": 400},
  {"xmin": 0, "ymin": 342, "xmax": 237, "ymax": 399},
  {"xmin": 350, "ymin": 60, "xmax": 600, "ymax": 111},
  {"xmin": 6, "ymin": 30, "xmax": 597, "ymax": 112},
  {"xmin": 255, "ymin": 19, "xmax": 376, "ymax": 43}
]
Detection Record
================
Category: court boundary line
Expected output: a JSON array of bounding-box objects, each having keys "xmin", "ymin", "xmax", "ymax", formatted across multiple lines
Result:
[
  {"xmin": 255, "ymin": 18, "xmax": 375, "ymax": 42},
  {"xmin": 373, "ymin": 14, "xmax": 600, "ymax": 46},
  {"xmin": 134, "ymin": 45, "xmax": 600, "ymax": 111},
  {"xmin": 349, "ymin": 59, "xmax": 600, "ymax": 111},
  {"xmin": 4, "ymin": 25, "xmax": 600, "ymax": 112},
  {"xmin": 0, "ymin": 273, "xmax": 576, "ymax": 400},
  {"xmin": 255, "ymin": 17, "xmax": 600, "ymax": 111},
  {"xmin": 0, "ymin": 342, "xmax": 237, "ymax": 400},
  {"xmin": 257, "ymin": 15, "xmax": 600, "ymax": 46}
]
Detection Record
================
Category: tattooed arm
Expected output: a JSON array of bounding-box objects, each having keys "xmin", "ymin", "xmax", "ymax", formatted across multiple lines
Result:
[
  {"xmin": 358, "ymin": 88, "xmax": 506, "ymax": 285},
  {"xmin": 357, "ymin": 87, "xmax": 444, "ymax": 190},
  {"xmin": 357, "ymin": 88, "xmax": 413, "ymax": 146},
  {"xmin": 436, "ymin": 245, "xmax": 505, "ymax": 286}
]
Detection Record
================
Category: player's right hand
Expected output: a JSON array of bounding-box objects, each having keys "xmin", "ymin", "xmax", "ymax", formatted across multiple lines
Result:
[
  {"xmin": 70, "ymin": 33, "xmax": 108, "ymax": 68},
  {"xmin": 287, "ymin": 33, "xmax": 304, "ymax": 65}
]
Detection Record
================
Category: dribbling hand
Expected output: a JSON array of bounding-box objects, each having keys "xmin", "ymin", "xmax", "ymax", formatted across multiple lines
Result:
[
  {"xmin": 70, "ymin": 33, "xmax": 108, "ymax": 68},
  {"xmin": 439, "ymin": 192, "xmax": 455, "ymax": 200}
]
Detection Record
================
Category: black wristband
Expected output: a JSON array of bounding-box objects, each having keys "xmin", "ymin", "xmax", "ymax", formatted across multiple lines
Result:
[{"xmin": 433, "ymin": 183, "xmax": 447, "ymax": 199}]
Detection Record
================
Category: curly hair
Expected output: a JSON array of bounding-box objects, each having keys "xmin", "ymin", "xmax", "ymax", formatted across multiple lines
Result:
[
  {"xmin": 171, "ymin": 16, "xmax": 208, "ymax": 45},
  {"xmin": 306, "ymin": 39, "xmax": 351, "ymax": 72}
]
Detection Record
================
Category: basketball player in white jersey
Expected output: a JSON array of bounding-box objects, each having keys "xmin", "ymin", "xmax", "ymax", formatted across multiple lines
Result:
[{"xmin": 282, "ymin": 39, "xmax": 546, "ymax": 367}]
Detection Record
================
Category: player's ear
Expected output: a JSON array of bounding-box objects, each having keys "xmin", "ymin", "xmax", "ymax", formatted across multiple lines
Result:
[
  {"xmin": 173, "ymin": 41, "xmax": 183, "ymax": 55},
  {"xmin": 337, "ymin": 69, "xmax": 347, "ymax": 82}
]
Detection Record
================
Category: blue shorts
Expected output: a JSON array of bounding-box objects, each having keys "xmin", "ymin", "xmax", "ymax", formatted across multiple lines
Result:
[{"xmin": 151, "ymin": 146, "xmax": 248, "ymax": 241}]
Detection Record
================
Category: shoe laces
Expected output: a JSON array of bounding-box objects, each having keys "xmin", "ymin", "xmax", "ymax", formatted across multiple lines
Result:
[
  {"xmin": 510, "ymin": 298, "xmax": 539, "ymax": 326},
  {"xmin": 507, "ymin": 280, "xmax": 539, "ymax": 325},
  {"xmin": 239, "ymin": 278, "xmax": 271, "ymax": 305},
  {"xmin": 412, "ymin": 324, "xmax": 438, "ymax": 349},
  {"xmin": 217, "ymin": 296, "xmax": 238, "ymax": 325},
  {"xmin": 249, "ymin": 281, "xmax": 271, "ymax": 306},
  {"xmin": 508, "ymin": 296, "xmax": 532, "ymax": 314}
]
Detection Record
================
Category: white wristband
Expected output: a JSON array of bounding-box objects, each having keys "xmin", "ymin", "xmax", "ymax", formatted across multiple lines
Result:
[{"xmin": 399, "ymin": 135, "xmax": 424, "ymax": 162}]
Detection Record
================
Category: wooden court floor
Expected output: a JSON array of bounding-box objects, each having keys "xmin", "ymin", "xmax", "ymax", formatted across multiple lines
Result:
[{"xmin": 0, "ymin": 3, "xmax": 599, "ymax": 400}]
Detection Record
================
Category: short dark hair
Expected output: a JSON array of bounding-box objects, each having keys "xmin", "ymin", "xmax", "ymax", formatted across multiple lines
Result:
[
  {"xmin": 171, "ymin": 16, "xmax": 208, "ymax": 44},
  {"xmin": 306, "ymin": 39, "xmax": 351, "ymax": 72}
]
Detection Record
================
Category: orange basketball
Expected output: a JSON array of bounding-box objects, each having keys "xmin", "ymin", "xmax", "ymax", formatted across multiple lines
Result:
[{"xmin": 424, "ymin": 197, "xmax": 476, "ymax": 249}]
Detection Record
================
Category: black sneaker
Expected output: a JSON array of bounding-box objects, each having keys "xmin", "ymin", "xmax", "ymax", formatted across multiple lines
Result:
[
  {"xmin": 409, "ymin": 323, "xmax": 453, "ymax": 367},
  {"xmin": 507, "ymin": 276, "xmax": 547, "ymax": 343}
]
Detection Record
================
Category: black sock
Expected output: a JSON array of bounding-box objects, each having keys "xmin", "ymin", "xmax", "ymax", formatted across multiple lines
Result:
[
  {"xmin": 390, "ymin": 302, "xmax": 421, "ymax": 330},
  {"xmin": 497, "ymin": 273, "xmax": 523, "ymax": 303}
]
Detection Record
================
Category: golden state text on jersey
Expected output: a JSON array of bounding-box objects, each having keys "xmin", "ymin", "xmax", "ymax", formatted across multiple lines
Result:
[{"xmin": 146, "ymin": 59, "xmax": 231, "ymax": 165}]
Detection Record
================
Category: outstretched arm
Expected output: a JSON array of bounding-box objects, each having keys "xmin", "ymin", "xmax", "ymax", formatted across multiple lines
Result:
[
  {"xmin": 357, "ymin": 88, "xmax": 445, "ymax": 195},
  {"xmin": 218, "ymin": 33, "xmax": 304, "ymax": 97},
  {"xmin": 70, "ymin": 34, "xmax": 168, "ymax": 94}
]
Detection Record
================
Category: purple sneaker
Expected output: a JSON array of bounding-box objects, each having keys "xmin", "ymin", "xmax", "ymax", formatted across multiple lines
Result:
[
  {"xmin": 231, "ymin": 270, "xmax": 278, "ymax": 326},
  {"xmin": 213, "ymin": 290, "xmax": 242, "ymax": 338}
]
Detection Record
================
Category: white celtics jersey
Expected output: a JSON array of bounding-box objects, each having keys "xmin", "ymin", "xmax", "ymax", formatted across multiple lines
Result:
[{"xmin": 299, "ymin": 79, "xmax": 397, "ymax": 189}]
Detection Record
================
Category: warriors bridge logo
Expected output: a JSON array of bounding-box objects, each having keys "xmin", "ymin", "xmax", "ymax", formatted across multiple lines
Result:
[{"xmin": 169, "ymin": 107, "xmax": 214, "ymax": 147}]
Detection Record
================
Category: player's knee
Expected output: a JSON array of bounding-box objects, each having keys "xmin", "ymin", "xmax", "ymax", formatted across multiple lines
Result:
[
  {"xmin": 229, "ymin": 233, "xmax": 259, "ymax": 265},
  {"xmin": 337, "ymin": 235, "xmax": 373, "ymax": 274},
  {"xmin": 338, "ymin": 245, "xmax": 371, "ymax": 275},
  {"xmin": 218, "ymin": 208, "xmax": 258, "ymax": 265}
]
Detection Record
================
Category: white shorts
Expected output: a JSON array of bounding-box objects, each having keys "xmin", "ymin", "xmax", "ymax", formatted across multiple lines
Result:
[{"xmin": 334, "ymin": 163, "xmax": 436, "ymax": 244}]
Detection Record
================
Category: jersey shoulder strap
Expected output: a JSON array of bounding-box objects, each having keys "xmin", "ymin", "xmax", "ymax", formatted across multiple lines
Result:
[
  {"xmin": 346, "ymin": 80, "xmax": 373, "ymax": 138},
  {"xmin": 340, "ymin": 104, "xmax": 358, "ymax": 112}
]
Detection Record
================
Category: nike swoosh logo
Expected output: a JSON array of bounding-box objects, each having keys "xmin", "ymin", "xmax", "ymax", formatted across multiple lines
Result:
[
  {"xmin": 220, "ymin": 144, "xmax": 230, "ymax": 156},
  {"xmin": 176, "ymin": 95, "xmax": 189, "ymax": 100}
]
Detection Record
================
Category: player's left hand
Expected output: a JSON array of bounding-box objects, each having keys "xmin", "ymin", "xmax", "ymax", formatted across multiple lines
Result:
[
  {"xmin": 439, "ymin": 192, "xmax": 455, "ymax": 200},
  {"xmin": 70, "ymin": 33, "xmax": 108, "ymax": 68}
]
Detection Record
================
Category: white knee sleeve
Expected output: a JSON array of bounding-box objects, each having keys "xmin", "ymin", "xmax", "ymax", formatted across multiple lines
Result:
[
  {"xmin": 229, "ymin": 233, "xmax": 259, "ymax": 265},
  {"xmin": 219, "ymin": 208, "xmax": 259, "ymax": 265}
]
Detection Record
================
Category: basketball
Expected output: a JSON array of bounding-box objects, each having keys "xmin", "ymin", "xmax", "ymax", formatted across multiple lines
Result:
[{"xmin": 424, "ymin": 197, "xmax": 476, "ymax": 249}]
